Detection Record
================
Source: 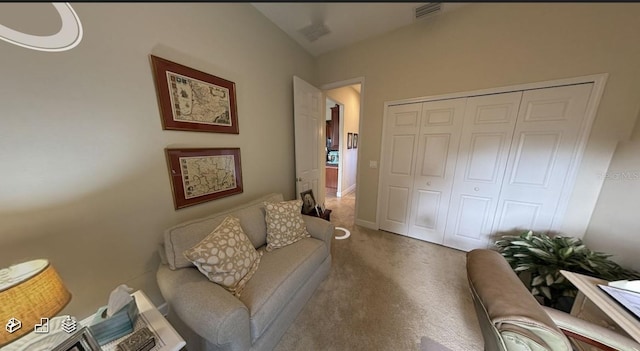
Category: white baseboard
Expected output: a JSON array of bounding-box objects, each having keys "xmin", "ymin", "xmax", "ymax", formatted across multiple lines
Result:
[
  {"xmin": 340, "ymin": 184, "xmax": 356, "ymax": 197},
  {"xmin": 157, "ymin": 302, "xmax": 169, "ymax": 316},
  {"xmin": 355, "ymin": 218, "xmax": 377, "ymax": 230}
]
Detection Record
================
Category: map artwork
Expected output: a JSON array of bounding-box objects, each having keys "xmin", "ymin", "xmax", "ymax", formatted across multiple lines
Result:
[
  {"xmin": 180, "ymin": 155, "xmax": 237, "ymax": 199},
  {"xmin": 167, "ymin": 71, "xmax": 231, "ymax": 126}
]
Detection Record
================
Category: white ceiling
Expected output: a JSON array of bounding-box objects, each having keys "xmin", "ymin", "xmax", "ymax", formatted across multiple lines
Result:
[{"xmin": 252, "ymin": 3, "xmax": 467, "ymax": 57}]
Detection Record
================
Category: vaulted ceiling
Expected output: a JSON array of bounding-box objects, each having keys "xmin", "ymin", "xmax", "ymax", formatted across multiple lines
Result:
[{"xmin": 252, "ymin": 3, "xmax": 468, "ymax": 57}]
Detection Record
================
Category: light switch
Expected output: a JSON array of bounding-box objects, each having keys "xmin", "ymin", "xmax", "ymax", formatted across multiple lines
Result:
[{"xmin": 369, "ymin": 161, "xmax": 378, "ymax": 169}]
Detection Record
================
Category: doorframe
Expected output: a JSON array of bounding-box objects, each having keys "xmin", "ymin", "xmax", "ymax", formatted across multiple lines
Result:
[
  {"xmin": 376, "ymin": 73, "xmax": 608, "ymax": 238},
  {"xmin": 321, "ymin": 77, "xmax": 365, "ymax": 217}
]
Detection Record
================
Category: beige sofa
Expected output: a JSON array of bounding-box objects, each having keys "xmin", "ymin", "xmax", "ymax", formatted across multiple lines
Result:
[{"xmin": 157, "ymin": 193, "xmax": 334, "ymax": 351}]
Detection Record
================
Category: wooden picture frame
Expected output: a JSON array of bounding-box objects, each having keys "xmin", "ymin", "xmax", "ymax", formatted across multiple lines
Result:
[
  {"xmin": 347, "ymin": 132, "xmax": 353, "ymax": 149},
  {"xmin": 165, "ymin": 148, "xmax": 243, "ymax": 209},
  {"xmin": 353, "ymin": 133, "xmax": 358, "ymax": 148},
  {"xmin": 52, "ymin": 327, "xmax": 101, "ymax": 351},
  {"xmin": 150, "ymin": 55, "xmax": 239, "ymax": 134}
]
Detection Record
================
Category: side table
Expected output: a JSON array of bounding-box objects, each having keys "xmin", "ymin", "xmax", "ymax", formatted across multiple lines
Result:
[
  {"xmin": 0, "ymin": 291, "xmax": 185, "ymax": 351},
  {"xmin": 83, "ymin": 290, "xmax": 185, "ymax": 351},
  {"xmin": 306, "ymin": 209, "xmax": 331, "ymax": 221}
]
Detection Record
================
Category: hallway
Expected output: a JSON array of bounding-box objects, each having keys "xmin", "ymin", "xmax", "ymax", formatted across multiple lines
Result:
[{"xmin": 324, "ymin": 191, "xmax": 356, "ymax": 231}]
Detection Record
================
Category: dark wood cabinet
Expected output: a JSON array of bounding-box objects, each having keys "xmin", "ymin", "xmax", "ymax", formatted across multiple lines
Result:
[
  {"xmin": 327, "ymin": 104, "xmax": 340, "ymax": 151},
  {"xmin": 326, "ymin": 166, "xmax": 338, "ymax": 192}
]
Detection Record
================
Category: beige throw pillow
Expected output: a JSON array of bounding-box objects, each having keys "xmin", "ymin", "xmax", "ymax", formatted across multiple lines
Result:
[
  {"xmin": 264, "ymin": 199, "xmax": 310, "ymax": 251},
  {"xmin": 183, "ymin": 216, "xmax": 262, "ymax": 297}
]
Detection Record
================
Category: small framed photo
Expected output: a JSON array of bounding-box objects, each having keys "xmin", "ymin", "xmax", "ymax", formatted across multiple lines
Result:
[
  {"xmin": 353, "ymin": 133, "xmax": 358, "ymax": 148},
  {"xmin": 347, "ymin": 132, "xmax": 353, "ymax": 149},
  {"xmin": 150, "ymin": 55, "xmax": 239, "ymax": 134},
  {"xmin": 53, "ymin": 327, "xmax": 101, "ymax": 351},
  {"xmin": 165, "ymin": 148, "xmax": 243, "ymax": 209},
  {"xmin": 300, "ymin": 189, "xmax": 319, "ymax": 216}
]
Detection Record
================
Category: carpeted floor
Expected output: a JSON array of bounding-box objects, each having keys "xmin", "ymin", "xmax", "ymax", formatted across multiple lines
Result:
[{"xmin": 274, "ymin": 192, "xmax": 483, "ymax": 351}]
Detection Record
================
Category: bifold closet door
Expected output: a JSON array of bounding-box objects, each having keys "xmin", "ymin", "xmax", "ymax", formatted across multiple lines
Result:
[
  {"xmin": 443, "ymin": 92, "xmax": 523, "ymax": 251},
  {"xmin": 407, "ymin": 98, "xmax": 466, "ymax": 243},
  {"xmin": 379, "ymin": 103, "xmax": 422, "ymax": 235},
  {"xmin": 492, "ymin": 83, "xmax": 593, "ymax": 234}
]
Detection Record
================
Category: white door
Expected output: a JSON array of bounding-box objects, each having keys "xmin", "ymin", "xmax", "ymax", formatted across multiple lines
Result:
[
  {"xmin": 407, "ymin": 98, "xmax": 466, "ymax": 243},
  {"xmin": 293, "ymin": 76, "xmax": 324, "ymax": 204},
  {"xmin": 492, "ymin": 83, "xmax": 593, "ymax": 234},
  {"xmin": 443, "ymin": 92, "xmax": 523, "ymax": 251},
  {"xmin": 378, "ymin": 103, "xmax": 422, "ymax": 234}
]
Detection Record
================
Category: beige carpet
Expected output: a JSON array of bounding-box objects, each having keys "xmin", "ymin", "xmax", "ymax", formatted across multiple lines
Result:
[{"xmin": 274, "ymin": 193, "xmax": 483, "ymax": 351}]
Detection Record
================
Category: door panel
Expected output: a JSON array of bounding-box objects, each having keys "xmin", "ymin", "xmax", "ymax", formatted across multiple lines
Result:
[
  {"xmin": 407, "ymin": 98, "xmax": 465, "ymax": 243},
  {"xmin": 508, "ymin": 132, "xmax": 561, "ymax": 187},
  {"xmin": 293, "ymin": 77, "xmax": 323, "ymax": 203},
  {"xmin": 379, "ymin": 103, "xmax": 422, "ymax": 234},
  {"xmin": 493, "ymin": 83, "xmax": 593, "ymax": 234},
  {"xmin": 391, "ymin": 135, "xmax": 416, "ymax": 175},
  {"xmin": 443, "ymin": 92, "xmax": 523, "ymax": 251},
  {"xmin": 414, "ymin": 190, "xmax": 442, "ymax": 230},
  {"xmin": 465, "ymin": 133, "xmax": 507, "ymax": 182}
]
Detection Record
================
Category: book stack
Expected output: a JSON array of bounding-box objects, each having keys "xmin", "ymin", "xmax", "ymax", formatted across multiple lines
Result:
[{"xmin": 116, "ymin": 327, "xmax": 155, "ymax": 351}]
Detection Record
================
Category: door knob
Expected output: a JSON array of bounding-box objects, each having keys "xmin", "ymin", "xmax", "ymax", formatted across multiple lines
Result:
[
  {"xmin": 297, "ymin": 177, "xmax": 303, "ymax": 182},
  {"xmin": 426, "ymin": 181, "xmax": 431, "ymax": 186},
  {"xmin": 474, "ymin": 187, "xmax": 480, "ymax": 191}
]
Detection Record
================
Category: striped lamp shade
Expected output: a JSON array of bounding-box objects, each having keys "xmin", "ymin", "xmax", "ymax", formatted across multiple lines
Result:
[{"xmin": 0, "ymin": 260, "xmax": 71, "ymax": 346}]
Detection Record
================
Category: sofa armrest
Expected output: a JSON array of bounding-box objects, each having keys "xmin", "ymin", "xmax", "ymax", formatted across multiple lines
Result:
[
  {"xmin": 157, "ymin": 264, "xmax": 251, "ymax": 351},
  {"xmin": 543, "ymin": 306, "xmax": 640, "ymax": 351},
  {"xmin": 303, "ymin": 215, "xmax": 334, "ymax": 249}
]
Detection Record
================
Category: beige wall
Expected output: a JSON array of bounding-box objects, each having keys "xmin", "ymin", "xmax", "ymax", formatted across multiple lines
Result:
[
  {"xmin": 585, "ymin": 141, "xmax": 640, "ymax": 271},
  {"xmin": 0, "ymin": 3, "xmax": 315, "ymax": 317},
  {"xmin": 325, "ymin": 86, "xmax": 360, "ymax": 195},
  {"xmin": 317, "ymin": 3, "xmax": 640, "ymax": 256}
]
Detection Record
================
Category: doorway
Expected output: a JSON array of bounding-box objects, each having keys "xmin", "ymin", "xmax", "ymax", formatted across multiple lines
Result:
[{"xmin": 322, "ymin": 80, "xmax": 362, "ymax": 224}]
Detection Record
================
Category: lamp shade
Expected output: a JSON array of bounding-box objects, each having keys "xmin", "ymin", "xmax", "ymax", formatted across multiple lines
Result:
[{"xmin": 0, "ymin": 259, "xmax": 71, "ymax": 346}]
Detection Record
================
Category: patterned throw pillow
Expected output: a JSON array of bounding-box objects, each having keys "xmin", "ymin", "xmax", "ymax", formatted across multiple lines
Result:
[
  {"xmin": 183, "ymin": 216, "xmax": 262, "ymax": 297},
  {"xmin": 264, "ymin": 199, "xmax": 311, "ymax": 251}
]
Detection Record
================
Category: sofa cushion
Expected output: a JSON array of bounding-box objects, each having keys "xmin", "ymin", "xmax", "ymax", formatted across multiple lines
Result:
[
  {"xmin": 264, "ymin": 199, "xmax": 310, "ymax": 251},
  {"xmin": 165, "ymin": 193, "xmax": 284, "ymax": 270},
  {"xmin": 238, "ymin": 237, "xmax": 328, "ymax": 342},
  {"xmin": 184, "ymin": 216, "xmax": 262, "ymax": 297}
]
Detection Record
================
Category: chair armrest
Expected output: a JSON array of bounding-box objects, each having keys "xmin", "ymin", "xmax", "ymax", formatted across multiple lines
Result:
[
  {"xmin": 157, "ymin": 264, "xmax": 251, "ymax": 350},
  {"xmin": 543, "ymin": 306, "xmax": 640, "ymax": 351},
  {"xmin": 303, "ymin": 215, "xmax": 334, "ymax": 250}
]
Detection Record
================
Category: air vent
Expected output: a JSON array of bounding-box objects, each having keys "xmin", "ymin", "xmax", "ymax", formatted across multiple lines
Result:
[
  {"xmin": 298, "ymin": 23, "xmax": 331, "ymax": 42},
  {"xmin": 415, "ymin": 3, "xmax": 442, "ymax": 20}
]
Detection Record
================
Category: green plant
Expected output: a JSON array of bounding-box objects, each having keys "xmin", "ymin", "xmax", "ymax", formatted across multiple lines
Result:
[{"xmin": 495, "ymin": 230, "xmax": 640, "ymax": 310}]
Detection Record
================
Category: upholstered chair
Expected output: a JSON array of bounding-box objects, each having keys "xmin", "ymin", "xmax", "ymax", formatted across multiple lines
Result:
[{"xmin": 466, "ymin": 249, "xmax": 640, "ymax": 351}]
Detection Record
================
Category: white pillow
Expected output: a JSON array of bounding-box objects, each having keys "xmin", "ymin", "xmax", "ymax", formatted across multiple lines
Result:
[
  {"xmin": 263, "ymin": 199, "xmax": 310, "ymax": 251},
  {"xmin": 183, "ymin": 216, "xmax": 262, "ymax": 297}
]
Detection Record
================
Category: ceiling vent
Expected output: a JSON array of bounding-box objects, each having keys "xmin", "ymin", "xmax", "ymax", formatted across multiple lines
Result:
[
  {"xmin": 415, "ymin": 3, "xmax": 442, "ymax": 20},
  {"xmin": 298, "ymin": 23, "xmax": 331, "ymax": 42}
]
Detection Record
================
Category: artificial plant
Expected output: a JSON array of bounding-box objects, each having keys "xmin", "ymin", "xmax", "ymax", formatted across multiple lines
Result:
[{"xmin": 495, "ymin": 230, "xmax": 640, "ymax": 310}]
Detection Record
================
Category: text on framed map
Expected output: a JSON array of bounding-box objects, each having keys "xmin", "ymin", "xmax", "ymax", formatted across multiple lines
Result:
[
  {"xmin": 151, "ymin": 55, "xmax": 238, "ymax": 134},
  {"xmin": 165, "ymin": 148, "xmax": 243, "ymax": 209}
]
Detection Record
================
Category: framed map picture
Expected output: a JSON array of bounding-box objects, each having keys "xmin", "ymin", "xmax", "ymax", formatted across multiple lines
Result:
[
  {"xmin": 165, "ymin": 148, "xmax": 243, "ymax": 209},
  {"xmin": 151, "ymin": 55, "xmax": 239, "ymax": 134}
]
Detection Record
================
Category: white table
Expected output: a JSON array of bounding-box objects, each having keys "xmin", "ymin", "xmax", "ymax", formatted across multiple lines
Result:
[
  {"xmin": 1, "ymin": 290, "xmax": 185, "ymax": 351},
  {"xmin": 561, "ymin": 270, "xmax": 640, "ymax": 343},
  {"xmin": 90, "ymin": 290, "xmax": 185, "ymax": 351}
]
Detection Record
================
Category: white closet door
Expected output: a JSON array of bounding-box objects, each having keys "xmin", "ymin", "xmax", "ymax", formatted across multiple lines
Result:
[
  {"xmin": 492, "ymin": 84, "xmax": 593, "ymax": 234},
  {"xmin": 443, "ymin": 92, "xmax": 523, "ymax": 251},
  {"xmin": 407, "ymin": 98, "xmax": 466, "ymax": 243},
  {"xmin": 379, "ymin": 103, "xmax": 422, "ymax": 235}
]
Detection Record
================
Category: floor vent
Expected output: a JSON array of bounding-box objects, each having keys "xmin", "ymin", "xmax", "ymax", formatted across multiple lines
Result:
[
  {"xmin": 415, "ymin": 3, "xmax": 442, "ymax": 20},
  {"xmin": 298, "ymin": 23, "xmax": 331, "ymax": 42}
]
